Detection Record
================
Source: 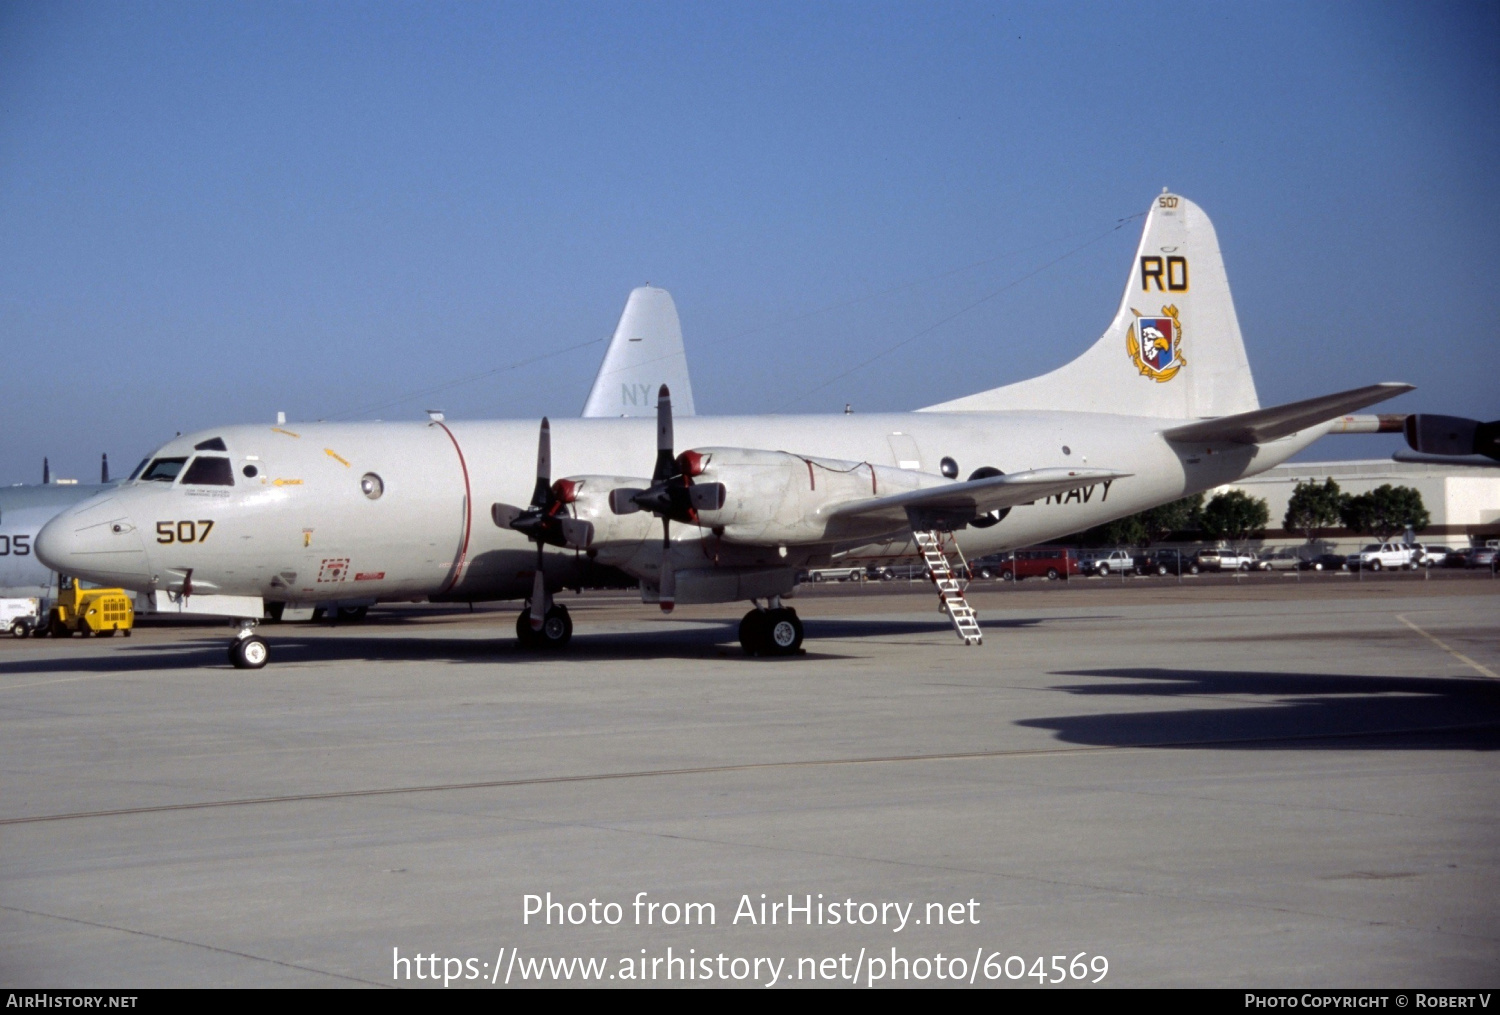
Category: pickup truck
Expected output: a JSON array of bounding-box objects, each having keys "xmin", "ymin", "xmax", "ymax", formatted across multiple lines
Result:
[
  {"xmin": 1344, "ymin": 543, "xmax": 1418, "ymax": 571},
  {"xmin": 1, "ymin": 598, "xmax": 42, "ymax": 638},
  {"xmin": 1083, "ymin": 550, "xmax": 1137, "ymax": 576}
]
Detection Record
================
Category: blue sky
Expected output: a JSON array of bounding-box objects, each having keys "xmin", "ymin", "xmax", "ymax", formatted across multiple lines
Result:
[{"xmin": 2, "ymin": 1, "xmax": 1496, "ymax": 483}]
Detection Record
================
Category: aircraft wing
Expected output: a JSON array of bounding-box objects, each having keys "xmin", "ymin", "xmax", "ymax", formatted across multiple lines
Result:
[
  {"xmin": 824, "ymin": 467, "xmax": 1129, "ymax": 528},
  {"xmin": 1161, "ymin": 383, "xmax": 1414, "ymax": 445}
]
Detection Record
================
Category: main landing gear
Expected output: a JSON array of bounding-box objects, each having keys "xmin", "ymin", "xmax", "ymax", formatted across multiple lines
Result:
[
  {"xmin": 738, "ymin": 598, "xmax": 804, "ymax": 657},
  {"xmin": 516, "ymin": 602, "xmax": 573, "ymax": 649},
  {"xmin": 228, "ymin": 619, "xmax": 269, "ymax": 669}
]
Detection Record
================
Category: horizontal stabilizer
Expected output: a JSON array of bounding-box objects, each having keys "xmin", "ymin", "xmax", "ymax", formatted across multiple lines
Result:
[
  {"xmin": 826, "ymin": 467, "xmax": 1129, "ymax": 527},
  {"xmin": 1161, "ymin": 383, "xmax": 1413, "ymax": 446},
  {"xmin": 1393, "ymin": 450, "xmax": 1500, "ymax": 469}
]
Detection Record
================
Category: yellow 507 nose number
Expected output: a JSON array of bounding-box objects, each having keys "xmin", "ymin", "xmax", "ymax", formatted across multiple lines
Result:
[{"xmin": 155, "ymin": 520, "xmax": 214, "ymax": 544}]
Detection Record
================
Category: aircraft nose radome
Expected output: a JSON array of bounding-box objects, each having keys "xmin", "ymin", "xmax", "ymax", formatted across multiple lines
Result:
[{"xmin": 35, "ymin": 495, "xmax": 152, "ymax": 589}]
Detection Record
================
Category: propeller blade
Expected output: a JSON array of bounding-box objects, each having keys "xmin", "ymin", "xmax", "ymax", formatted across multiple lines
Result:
[
  {"xmin": 559, "ymin": 517, "xmax": 594, "ymax": 549},
  {"xmin": 530, "ymin": 566, "xmax": 546, "ymax": 630},
  {"xmin": 659, "ymin": 558, "xmax": 675, "ymax": 613},
  {"xmin": 530, "ymin": 417, "xmax": 552, "ymax": 509},
  {"xmin": 689, "ymin": 482, "xmax": 726, "ymax": 512},
  {"xmin": 653, "ymin": 385, "xmax": 675, "ymax": 482},
  {"xmin": 609, "ymin": 488, "xmax": 644, "ymax": 515},
  {"xmin": 491, "ymin": 503, "xmax": 523, "ymax": 529}
]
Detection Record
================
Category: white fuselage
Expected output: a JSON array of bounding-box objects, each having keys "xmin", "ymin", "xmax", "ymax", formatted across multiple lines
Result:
[{"xmin": 36, "ymin": 410, "xmax": 1326, "ymax": 608}]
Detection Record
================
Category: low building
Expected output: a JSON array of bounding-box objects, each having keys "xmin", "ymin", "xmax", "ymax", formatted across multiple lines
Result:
[{"xmin": 1217, "ymin": 458, "xmax": 1500, "ymax": 554}]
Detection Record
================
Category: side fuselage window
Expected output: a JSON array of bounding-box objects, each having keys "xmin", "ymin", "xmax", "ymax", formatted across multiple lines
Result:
[
  {"xmin": 181, "ymin": 456, "xmax": 234, "ymax": 487},
  {"xmin": 140, "ymin": 457, "xmax": 188, "ymax": 482}
]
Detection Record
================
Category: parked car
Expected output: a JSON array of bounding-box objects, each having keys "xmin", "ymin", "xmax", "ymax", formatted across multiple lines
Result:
[
  {"xmin": 1257, "ymin": 550, "xmax": 1304, "ymax": 571},
  {"xmin": 805, "ymin": 566, "xmax": 866, "ymax": 582},
  {"xmin": 996, "ymin": 547, "xmax": 1082, "ymax": 581},
  {"xmin": 1411, "ymin": 544, "xmax": 1454, "ymax": 567},
  {"xmin": 1345, "ymin": 543, "xmax": 1418, "ymax": 571},
  {"xmin": 1193, "ymin": 548, "xmax": 1256, "ymax": 572},
  {"xmin": 1300, "ymin": 553, "xmax": 1347, "ymax": 572},
  {"xmin": 1140, "ymin": 548, "xmax": 1198, "ymax": 576},
  {"xmin": 1460, "ymin": 547, "xmax": 1499, "ymax": 570},
  {"xmin": 968, "ymin": 553, "xmax": 1013, "ymax": 580}
]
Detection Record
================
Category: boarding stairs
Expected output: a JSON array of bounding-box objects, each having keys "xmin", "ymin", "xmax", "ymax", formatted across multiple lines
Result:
[{"xmin": 913, "ymin": 529, "xmax": 983, "ymax": 646}]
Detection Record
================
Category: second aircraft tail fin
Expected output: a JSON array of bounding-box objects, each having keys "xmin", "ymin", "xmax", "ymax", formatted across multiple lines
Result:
[
  {"xmin": 582, "ymin": 286, "xmax": 697, "ymax": 418},
  {"xmin": 923, "ymin": 192, "xmax": 1260, "ymax": 419}
]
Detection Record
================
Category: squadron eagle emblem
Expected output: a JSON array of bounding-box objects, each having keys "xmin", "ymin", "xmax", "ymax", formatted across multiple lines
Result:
[{"xmin": 1126, "ymin": 305, "xmax": 1185, "ymax": 382}]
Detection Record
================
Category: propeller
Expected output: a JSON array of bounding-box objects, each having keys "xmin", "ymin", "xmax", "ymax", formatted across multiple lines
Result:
[
  {"xmin": 607, "ymin": 385, "xmax": 725, "ymax": 612},
  {"xmin": 491, "ymin": 418, "xmax": 595, "ymax": 630}
]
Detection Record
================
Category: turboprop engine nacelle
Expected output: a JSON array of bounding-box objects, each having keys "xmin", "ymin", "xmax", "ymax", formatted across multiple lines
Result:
[
  {"xmin": 679, "ymin": 447, "xmax": 933, "ymax": 545},
  {"xmin": 554, "ymin": 475, "xmax": 660, "ymax": 567}
]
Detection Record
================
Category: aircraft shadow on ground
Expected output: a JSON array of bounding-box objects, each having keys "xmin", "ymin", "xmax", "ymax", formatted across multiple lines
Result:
[
  {"xmin": 1, "ymin": 614, "xmax": 1125, "ymax": 674},
  {"xmin": 1021, "ymin": 668, "xmax": 1500, "ymax": 751}
]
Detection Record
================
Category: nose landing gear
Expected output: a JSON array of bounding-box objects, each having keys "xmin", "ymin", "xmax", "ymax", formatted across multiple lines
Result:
[
  {"xmin": 228, "ymin": 619, "xmax": 269, "ymax": 669},
  {"xmin": 738, "ymin": 598, "xmax": 804, "ymax": 656},
  {"xmin": 515, "ymin": 603, "xmax": 573, "ymax": 649}
]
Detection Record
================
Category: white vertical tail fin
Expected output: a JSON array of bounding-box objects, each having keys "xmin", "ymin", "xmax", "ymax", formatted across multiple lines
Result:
[
  {"xmin": 582, "ymin": 286, "xmax": 697, "ymax": 418},
  {"xmin": 922, "ymin": 193, "xmax": 1259, "ymax": 419}
]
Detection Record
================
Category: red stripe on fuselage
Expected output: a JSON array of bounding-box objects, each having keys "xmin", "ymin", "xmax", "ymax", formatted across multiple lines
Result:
[{"xmin": 435, "ymin": 422, "xmax": 473, "ymax": 595}]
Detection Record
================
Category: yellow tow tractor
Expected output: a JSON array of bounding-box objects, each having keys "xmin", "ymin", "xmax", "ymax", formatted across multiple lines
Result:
[{"xmin": 46, "ymin": 574, "xmax": 134, "ymax": 638}]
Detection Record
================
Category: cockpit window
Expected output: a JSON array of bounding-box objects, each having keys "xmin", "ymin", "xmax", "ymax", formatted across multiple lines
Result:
[
  {"xmin": 127, "ymin": 458, "xmax": 149, "ymax": 481},
  {"xmin": 140, "ymin": 457, "xmax": 188, "ymax": 482},
  {"xmin": 181, "ymin": 456, "xmax": 235, "ymax": 486},
  {"xmin": 194, "ymin": 437, "xmax": 228, "ymax": 451}
]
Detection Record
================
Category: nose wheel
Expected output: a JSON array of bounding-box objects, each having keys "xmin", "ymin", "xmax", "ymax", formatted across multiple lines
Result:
[
  {"xmin": 739, "ymin": 606, "xmax": 803, "ymax": 656},
  {"xmin": 516, "ymin": 603, "xmax": 573, "ymax": 649},
  {"xmin": 228, "ymin": 620, "xmax": 269, "ymax": 669}
]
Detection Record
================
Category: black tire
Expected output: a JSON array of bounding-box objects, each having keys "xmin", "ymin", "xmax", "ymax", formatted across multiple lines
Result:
[
  {"xmin": 1000, "ymin": 570, "xmax": 1014, "ymax": 581},
  {"xmin": 1097, "ymin": 564, "xmax": 1110, "ymax": 576},
  {"xmin": 978, "ymin": 568, "xmax": 993, "ymax": 580},
  {"xmin": 738, "ymin": 609, "xmax": 768, "ymax": 655},
  {"xmin": 1369, "ymin": 560, "xmax": 1381, "ymax": 572},
  {"xmin": 1189, "ymin": 564, "xmax": 1200, "ymax": 575},
  {"xmin": 49, "ymin": 618, "xmax": 71, "ymax": 638},
  {"xmin": 538, "ymin": 605, "xmax": 572, "ymax": 648},
  {"xmin": 1157, "ymin": 565, "xmax": 1168, "ymax": 576},
  {"xmin": 9, "ymin": 620, "xmax": 25, "ymax": 639},
  {"xmin": 336, "ymin": 605, "xmax": 369, "ymax": 623},
  {"xmin": 763, "ymin": 609, "xmax": 803, "ymax": 656},
  {"xmin": 1046, "ymin": 568, "xmax": 1060, "ymax": 581},
  {"xmin": 1238, "ymin": 562, "xmax": 1250, "ymax": 572},
  {"xmin": 515, "ymin": 609, "xmax": 541, "ymax": 649},
  {"xmin": 230, "ymin": 635, "xmax": 269, "ymax": 669}
]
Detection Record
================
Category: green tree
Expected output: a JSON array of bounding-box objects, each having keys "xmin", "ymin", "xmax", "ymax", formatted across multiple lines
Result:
[
  {"xmin": 1139, "ymin": 493, "xmax": 1204, "ymax": 544},
  {"xmin": 1062, "ymin": 494, "xmax": 1201, "ymax": 548},
  {"xmin": 1200, "ymin": 489, "xmax": 1270, "ymax": 545},
  {"xmin": 1283, "ymin": 478, "xmax": 1344, "ymax": 547},
  {"xmin": 1339, "ymin": 484, "xmax": 1430, "ymax": 541}
]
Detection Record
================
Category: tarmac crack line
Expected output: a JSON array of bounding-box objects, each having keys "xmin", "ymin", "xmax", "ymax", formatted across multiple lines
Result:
[
  {"xmin": 4, "ymin": 720, "xmax": 1494, "ymax": 828},
  {"xmin": 0, "ymin": 903, "xmax": 390, "ymax": 987},
  {"xmin": 1396, "ymin": 614, "xmax": 1498, "ymax": 679},
  {"xmin": 422, "ymin": 808, "xmax": 1500, "ymax": 946}
]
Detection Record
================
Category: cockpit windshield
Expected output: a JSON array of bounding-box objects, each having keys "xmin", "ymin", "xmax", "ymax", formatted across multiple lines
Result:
[
  {"xmin": 140, "ymin": 457, "xmax": 188, "ymax": 483},
  {"xmin": 181, "ymin": 456, "xmax": 234, "ymax": 486},
  {"xmin": 127, "ymin": 458, "xmax": 149, "ymax": 481}
]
